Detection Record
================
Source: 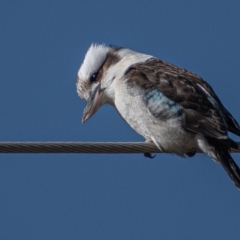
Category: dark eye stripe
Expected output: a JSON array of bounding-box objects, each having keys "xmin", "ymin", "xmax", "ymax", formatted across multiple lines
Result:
[{"xmin": 88, "ymin": 52, "xmax": 120, "ymax": 84}]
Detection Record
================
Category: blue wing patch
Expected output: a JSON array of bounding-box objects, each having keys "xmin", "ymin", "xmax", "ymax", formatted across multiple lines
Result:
[{"xmin": 144, "ymin": 89, "xmax": 183, "ymax": 121}]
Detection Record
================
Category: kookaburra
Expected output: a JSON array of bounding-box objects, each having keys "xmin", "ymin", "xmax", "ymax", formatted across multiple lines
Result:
[{"xmin": 77, "ymin": 43, "xmax": 240, "ymax": 189}]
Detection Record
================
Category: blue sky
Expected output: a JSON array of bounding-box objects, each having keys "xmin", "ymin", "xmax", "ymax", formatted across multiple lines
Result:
[{"xmin": 1, "ymin": 1, "xmax": 240, "ymax": 239}]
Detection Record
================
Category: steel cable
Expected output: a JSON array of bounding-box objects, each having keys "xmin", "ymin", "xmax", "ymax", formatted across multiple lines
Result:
[{"xmin": 0, "ymin": 142, "xmax": 239, "ymax": 154}]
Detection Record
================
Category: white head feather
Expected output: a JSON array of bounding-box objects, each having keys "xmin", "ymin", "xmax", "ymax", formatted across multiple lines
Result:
[{"xmin": 78, "ymin": 44, "xmax": 110, "ymax": 81}]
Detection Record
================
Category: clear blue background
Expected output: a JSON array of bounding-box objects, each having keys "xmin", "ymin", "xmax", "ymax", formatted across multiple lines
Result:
[{"xmin": 1, "ymin": 1, "xmax": 240, "ymax": 239}]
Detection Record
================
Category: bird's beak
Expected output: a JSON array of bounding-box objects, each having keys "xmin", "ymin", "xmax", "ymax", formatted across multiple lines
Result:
[{"xmin": 82, "ymin": 84, "xmax": 104, "ymax": 123}]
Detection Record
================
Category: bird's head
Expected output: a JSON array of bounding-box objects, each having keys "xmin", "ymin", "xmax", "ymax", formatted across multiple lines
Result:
[{"xmin": 77, "ymin": 44, "xmax": 121, "ymax": 123}]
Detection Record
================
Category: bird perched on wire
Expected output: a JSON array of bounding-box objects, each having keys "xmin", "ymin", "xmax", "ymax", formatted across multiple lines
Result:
[{"xmin": 76, "ymin": 43, "xmax": 240, "ymax": 189}]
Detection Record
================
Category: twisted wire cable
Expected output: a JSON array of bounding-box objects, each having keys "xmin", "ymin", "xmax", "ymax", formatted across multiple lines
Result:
[{"xmin": 0, "ymin": 142, "xmax": 239, "ymax": 154}]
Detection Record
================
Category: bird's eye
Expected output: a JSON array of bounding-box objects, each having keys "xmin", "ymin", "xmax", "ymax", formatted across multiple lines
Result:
[{"xmin": 90, "ymin": 72, "xmax": 98, "ymax": 83}]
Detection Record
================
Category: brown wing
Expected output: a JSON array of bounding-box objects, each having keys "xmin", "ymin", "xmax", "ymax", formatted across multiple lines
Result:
[{"xmin": 125, "ymin": 58, "xmax": 240, "ymax": 139}]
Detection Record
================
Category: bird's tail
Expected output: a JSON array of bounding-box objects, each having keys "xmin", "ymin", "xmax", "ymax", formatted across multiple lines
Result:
[{"xmin": 214, "ymin": 148, "xmax": 240, "ymax": 189}]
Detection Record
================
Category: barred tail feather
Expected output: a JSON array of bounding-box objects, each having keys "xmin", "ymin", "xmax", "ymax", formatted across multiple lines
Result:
[{"xmin": 215, "ymin": 148, "xmax": 240, "ymax": 189}]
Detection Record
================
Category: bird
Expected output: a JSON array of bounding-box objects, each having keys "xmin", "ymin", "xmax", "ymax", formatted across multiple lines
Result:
[{"xmin": 76, "ymin": 43, "xmax": 240, "ymax": 189}]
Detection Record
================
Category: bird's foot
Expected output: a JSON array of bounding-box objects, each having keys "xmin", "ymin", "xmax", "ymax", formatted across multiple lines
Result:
[
  {"xmin": 144, "ymin": 152, "xmax": 156, "ymax": 159},
  {"xmin": 144, "ymin": 139, "xmax": 156, "ymax": 158},
  {"xmin": 186, "ymin": 152, "xmax": 196, "ymax": 157}
]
